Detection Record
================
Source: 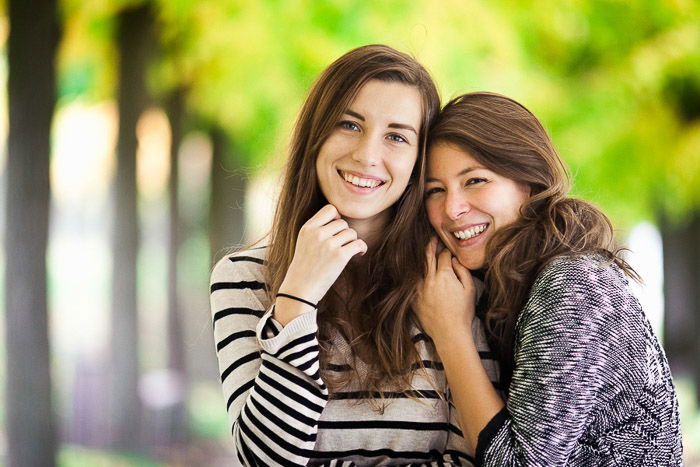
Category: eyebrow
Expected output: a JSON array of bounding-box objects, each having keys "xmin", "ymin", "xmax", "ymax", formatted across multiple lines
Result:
[
  {"xmin": 425, "ymin": 167, "xmax": 483, "ymax": 183},
  {"xmin": 344, "ymin": 109, "xmax": 418, "ymax": 135}
]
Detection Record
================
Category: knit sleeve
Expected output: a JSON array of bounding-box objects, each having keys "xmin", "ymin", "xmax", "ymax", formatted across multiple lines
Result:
[
  {"xmin": 476, "ymin": 256, "xmax": 639, "ymax": 466},
  {"xmin": 210, "ymin": 249, "xmax": 328, "ymax": 466}
]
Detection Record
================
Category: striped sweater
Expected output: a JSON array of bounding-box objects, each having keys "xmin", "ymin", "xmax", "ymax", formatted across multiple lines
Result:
[
  {"xmin": 210, "ymin": 247, "xmax": 500, "ymax": 466},
  {"xmin": 476, "ymin": 255, "xmax": 683, "ymax": 466}
]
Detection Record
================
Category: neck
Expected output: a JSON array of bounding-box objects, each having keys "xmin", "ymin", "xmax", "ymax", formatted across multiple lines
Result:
[{"xmin": 345, "ymin": 211, "xmax": 390, "ymax": 249}]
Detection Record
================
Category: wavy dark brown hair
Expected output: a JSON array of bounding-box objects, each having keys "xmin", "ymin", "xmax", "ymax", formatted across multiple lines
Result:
[
  {"xmin": 266, "ymin": 45, "xmax": 440, "ymax": 402},
  {"xmin": 428, "ymin": 92, "xmax": 638, "ymax": 387}
]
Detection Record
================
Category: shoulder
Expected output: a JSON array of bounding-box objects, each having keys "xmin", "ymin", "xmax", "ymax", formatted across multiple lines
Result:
[
  {"xmin": 210, "ymin": 246, "xmax": 268, "ymax": 286},
  {"xmin": 209, "ymin": 246, "xmax": 271, "ymax": 319},
  {"xmin": 530, "ymin": 253, "xmax": 630, "ymax": 302},
  {"xmin": 519, "ymin": 254, "xmax": 638, "ymax": 333}
]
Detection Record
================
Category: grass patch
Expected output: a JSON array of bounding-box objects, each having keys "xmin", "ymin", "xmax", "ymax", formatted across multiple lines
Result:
[{"xmin": 59, "ymin": 445, "xmax": 163, "ymax": 467}]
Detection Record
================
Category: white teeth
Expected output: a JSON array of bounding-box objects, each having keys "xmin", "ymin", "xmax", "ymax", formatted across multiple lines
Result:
[
  {"xmin": 342, "ymin": 171, "xmax": 382, "ymax": 188},
  {"xmin": 453, "ymin": 224, "xmax": 487, "ymax": 240}
]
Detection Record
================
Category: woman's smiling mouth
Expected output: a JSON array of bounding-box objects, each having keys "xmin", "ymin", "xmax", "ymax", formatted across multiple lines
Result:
[
  {"xmin": 452, "ymin": 223, "xmax": 488, "ymax": 241},
  {"xmin": 338, "ymin": 170, "xmax": 387, "ymax": 189}
]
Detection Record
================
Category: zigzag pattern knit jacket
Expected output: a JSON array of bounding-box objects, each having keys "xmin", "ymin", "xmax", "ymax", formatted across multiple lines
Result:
[{"xmin": 476, "ymin": 254, "xmax": 683, "ymax": 466}]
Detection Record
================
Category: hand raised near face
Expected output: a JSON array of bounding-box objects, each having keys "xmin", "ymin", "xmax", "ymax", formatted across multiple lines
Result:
[
  {"xmin": 413, "ymin": 237, "xmax": 476, "ymax": 346},
  {"xmin": 275, "ymin": 204, "xmax": 367, "ymax": 324}
]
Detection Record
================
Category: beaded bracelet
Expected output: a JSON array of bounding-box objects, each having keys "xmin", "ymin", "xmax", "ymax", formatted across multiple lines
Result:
[{"xmin": 276, "ymin": 292, "xmax": 318, "ymax": 309}]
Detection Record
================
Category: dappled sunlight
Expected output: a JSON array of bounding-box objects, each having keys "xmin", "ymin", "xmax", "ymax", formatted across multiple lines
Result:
[
  {"xmin": 179, "ymin": 132, "xmax": 212, "ymax": 217},
  {"xmin": 136, "ymin": 108, "xmax": 171, "ymax": 200},
  {"xmin": 626, "ymin": 221, "xmax": 664, "ymax": 338},
  {"xmin": 51, "ymin": 102, "xmax": 117, "ymax": 203},
  {"xmin": 47, "ymin": 102, "xmax": 117, "ymax": 457},
  {"xmin": 243, "ymin": 171, "xmax": 278, "ymax": 245},
  {"xmin": 50, "ymin": 103, "xmax": 116, "ymax": 364}
]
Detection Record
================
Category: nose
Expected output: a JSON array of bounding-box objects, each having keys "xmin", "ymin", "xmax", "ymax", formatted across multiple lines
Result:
[
  {"xmin": 351, "ymin": 134, "xmax": 381, "ymax": 166},
  {"xmin": 444, "ymin": 190, "xmax": 470, "ymax": 220}
]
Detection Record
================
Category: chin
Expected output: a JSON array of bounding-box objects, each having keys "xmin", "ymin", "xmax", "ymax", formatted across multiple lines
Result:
[
  {"xmin": 456, "ymin": 253, "xmax": 485, "ymax": 271},
  {"xmin": 337, "ymin": 207, "xmax": 371, "ymax": 220},
  {"xmin": 338, "ymin": 204, "xmax": 388, "ymax": 222}
]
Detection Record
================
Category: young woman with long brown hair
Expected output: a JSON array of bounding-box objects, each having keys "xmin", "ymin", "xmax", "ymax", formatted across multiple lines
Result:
[
  {"xmin": 210, "ymin": 46, "xmax": 499, "ymax": 466},
  {"xmin": 415, "ymin": 92, "xmax": 683, "ymax": 465}
]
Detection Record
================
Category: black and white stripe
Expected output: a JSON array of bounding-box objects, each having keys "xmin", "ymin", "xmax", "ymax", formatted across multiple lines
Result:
[{"xmin": 211, "ymin": 247, "xmax": 501, "ymax": 466}]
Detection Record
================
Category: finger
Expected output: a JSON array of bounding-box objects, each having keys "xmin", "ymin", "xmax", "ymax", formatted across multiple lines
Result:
[
  {"xmin": 436, "ymin": 247, "xmax": 454, "ymax": 272},
  {"xmin": 451, "ymin": 257, "xmax": 473, "ymax": 287},
  {"xmin": 340, "ymin": 238, "xmax": 368, "ymax": 258},
  {"xmin": 318, "ymin": 218, "xmax": 349, "ymax": 237},
  {"xmin": 305, "ymin": 204, "xmax": 340, "ymax": 228},
  {"xmin": 425, "ymin": 237, "xmax": 438, "ymax": 273},
  {"xmin": 328, "ymin": 227, "xmax": 358, "ymax": 247}
]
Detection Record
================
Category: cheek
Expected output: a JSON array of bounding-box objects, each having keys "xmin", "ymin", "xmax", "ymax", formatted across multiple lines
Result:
[
  {"xmin": 424, "ymin": 201, "xmax": 442, "ymax": 229},
  {"xmin": 316, "ymin": 136, "xmax": 345, "ymax": 168},
  {"xmin": 498, "ymin": 191, "xmax": 526, "ymax": 223},
  {"xmin": 315, "ymin": 146, "xmax": 329, "ymax": 173},
  {"xmin": 315, "ymin": 156, "xmax": 328, "ymax": 189},
  {"xmin": 388, "ymin": 151, "xmax": 418, "ymax": 181}
]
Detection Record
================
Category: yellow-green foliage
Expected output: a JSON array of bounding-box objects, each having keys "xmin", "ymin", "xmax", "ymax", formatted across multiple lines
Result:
[{"xmin": 55, "ymin": 0, "xmax": 700, "ymax": 227}]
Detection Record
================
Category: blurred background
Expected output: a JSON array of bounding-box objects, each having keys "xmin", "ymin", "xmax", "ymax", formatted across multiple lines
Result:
[{"xmin": 2, "ymin": 0, "xmax": 700, "ymax": 465}]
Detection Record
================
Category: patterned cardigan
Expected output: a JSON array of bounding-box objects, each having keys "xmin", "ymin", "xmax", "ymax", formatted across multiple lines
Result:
[{"xmin": 476, "ymin": 254, "xmax": 683, "ymax": 466}]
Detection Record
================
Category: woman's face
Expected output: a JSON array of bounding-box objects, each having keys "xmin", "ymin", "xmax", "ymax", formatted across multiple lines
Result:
[
  {"xmin": 424, "ymin": 143, "xmax": 530, "ymax": 270},
  {"xmin": 316, "ymin": 80, "xmax": 423, "ymax": 228}
]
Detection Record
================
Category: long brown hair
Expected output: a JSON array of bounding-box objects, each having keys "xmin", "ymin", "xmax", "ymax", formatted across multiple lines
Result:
[
  {"xmin": 428, "ymin": 92, "xmax": 637, "ymax": 387},
  {"xmin": 266, "ymin": 45, "xmax": 440, "ymax": 398}
]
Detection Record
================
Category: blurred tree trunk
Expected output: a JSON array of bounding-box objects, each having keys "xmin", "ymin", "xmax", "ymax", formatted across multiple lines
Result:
[
  {"xmin": 692, "ymin": 214, "xmax": 700, "ymax": 402},
  {"xmin": 661, "ymin": 73, "xmax": 700, "ymax": 402},
  {"xmin": 4, "ymin": 0, "xmax": 60, "ymax": 465},
  {"xmin": 209, "ymin": 126, "xmax": 246, "ymax": 263},
  {"xmin": 163, "ymin": 86, "xmax": 189, "ymax": 445},
  {"xmin": 661, "ymin": 211, "xmax": 700, "ymax": 401},
  {"xmin": 661, "ymin": 214, "xmax": 693, "ymax": 370},
  {"xmin": 110, "ymin": 4, "xmax": 154, "ymax": 451}
]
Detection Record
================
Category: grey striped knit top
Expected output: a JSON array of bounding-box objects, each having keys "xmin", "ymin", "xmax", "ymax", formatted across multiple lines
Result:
[
  {"xmin": 210, "ymin": 247, "xmax": 501, "ymax": 466},
  {"xmin": 476, "ymin": 254, "xmax": 683, "ymax": 466}
]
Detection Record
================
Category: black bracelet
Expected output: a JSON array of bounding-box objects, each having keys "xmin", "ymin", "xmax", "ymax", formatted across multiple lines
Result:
[{"xmin": 276, "ymin": 292, "xmax": 317, "ymax": 309}]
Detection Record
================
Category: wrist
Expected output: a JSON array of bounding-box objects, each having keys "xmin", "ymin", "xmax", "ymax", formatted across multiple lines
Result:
[
  {"xmin": 276, "ymin": 292, "xmax": 317, "ymax": 309},
  {"xmin": 273, "ymin": 295, "xmax": 314, "ymax": 326},
  {"xmin": 278, "ymin": 278, "xmax": 322, "ymax": 304},
  {"xmin": 431, "ymin": 323, "xmax": 473, "ymax": 352}
]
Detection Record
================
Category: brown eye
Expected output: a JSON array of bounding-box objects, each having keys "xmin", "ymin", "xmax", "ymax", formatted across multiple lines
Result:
[
  {"xmin": 466, "ymin": 177, "xmax": 487, "ymax": 186},
  {"xmin": 424, "ymin": 187, "xmax": 443, "ymax": 198}
]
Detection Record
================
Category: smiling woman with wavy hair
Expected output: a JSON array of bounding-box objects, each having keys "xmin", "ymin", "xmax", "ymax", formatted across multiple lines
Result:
[{"xmin": 415, "ymin": 91, "xmax": 683, "ymax": 465}]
